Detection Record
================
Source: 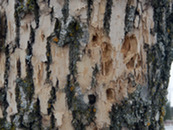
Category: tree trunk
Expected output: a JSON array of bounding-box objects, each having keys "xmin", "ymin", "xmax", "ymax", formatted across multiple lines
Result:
[{"xmin": 0, "ymin": 0, "xmax": 173, "ymax": 129}]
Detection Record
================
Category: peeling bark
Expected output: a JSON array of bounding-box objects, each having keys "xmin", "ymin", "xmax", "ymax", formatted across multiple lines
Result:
[{"xmin": 0, "ymin": 0, "xmax": 173, "ymax": 129}]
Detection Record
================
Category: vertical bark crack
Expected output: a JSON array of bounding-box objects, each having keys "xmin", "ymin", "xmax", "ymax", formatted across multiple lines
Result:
[
  {"xmin": 103, "ymin": 0, "xmax": 113, "ymax": 35},
  {"xmin": 13, "ymin": 25, "xmax": 42, "ymax": 129},
  {"xmin": 87, "ymin": 0, "xmax": 93, "ymax": 24},
  {"xmin": 62, "ymin": 0, "xmax": 69, "ymax": 24}
]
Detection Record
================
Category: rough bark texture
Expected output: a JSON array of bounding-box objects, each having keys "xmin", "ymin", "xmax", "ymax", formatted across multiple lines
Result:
[{"xmin": 0, "ymin": 0, "xmax": 173, "ymax": 129}]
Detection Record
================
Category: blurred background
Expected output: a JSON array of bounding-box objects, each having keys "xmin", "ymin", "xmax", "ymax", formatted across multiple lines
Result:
[{"xmin": 165, "ymin": 62, "xmax": 173, "ymax": 130}]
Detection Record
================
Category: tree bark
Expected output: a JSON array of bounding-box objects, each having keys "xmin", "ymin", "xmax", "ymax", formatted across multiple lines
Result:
[{"xmin": 0, "ymin": 0, "xmax": 173, "ymax": 129}]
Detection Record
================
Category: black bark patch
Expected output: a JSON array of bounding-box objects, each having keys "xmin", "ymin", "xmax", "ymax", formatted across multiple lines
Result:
[
  {"xmin": 62, "ymin": 0, "xmax": 69, "ymax": 24},
  {"xmin": 50, "ymin": 113, "xmax": 56, "ymax": 129},
  {"xmin": 31, "ymin": 98, "xmax": 42, "ymax": 130},
  {"xmin": 87, "ymin": 0, "xmax": 93, "ymax": 24},
  {"xmin": 124, "ymin": 1, "xmax": 136, "ymax": 34},
  {"xmin": 47, "ymin": 86, "xmax": 56, "ymax": 115},
  {"xmin": 0, "ymin": 117, "xmax": 11, "ymax": 129},
  {"xmin": 0, "ymin": 11, "xmax": 7, "ymax": 52},
  {"xmin": 33, "ymin": 0, "xmax": 40, "ymax": 29},
  {"xmin": 25, "ymin": 26, "xmax": 35, "ymax": 81},
  {"xmin": 13, "ymin": 0, "xmax": 39, "ymax": 51},
  {"xmin": 17, "ymin": 59, "xmax": 21, "ymax": 78},
  {"xmin": 88, "ymin": 94, "xmax": 96, "ymax": 105},
  {"xmin": 48, "ymin": 0, "xmax": 50, "ymax": 6},
  {"xmin": 0, "ymin": 45, "xmax": 10, "ymax": 126},
  {"xmin": 4, "ymin": 45, "xmax": 10, "ymax": 89},
  {"xmin": 13, "ymin": 25, "xmax": 39, "ymax": 129},
  {"xmin": 15, "ymin": 0, "xmax": 40, "ymax": 28},
  {"xmin": 1, "ymin": 45, "xmax": 10, "ymax": 127},
  {"xmin": 50, "ymin": 7, "xmax": 54, "ymax": 22},
  {"xmin": 91, "ymin": 64, "xmax": 99, "ymax": 88},
  {"xmin": 54, "ymin": 18, "xmax": 62, "ymax": 39},
  {"xmin": 0, "ymin": 87, "xmax": 9, "ymax": 117},
  {"xmin": 14, "ymin": 0, "xmax": 21, "ymax": 50},
  {"xmin": 55, "ymin": 78, "xmax": 59, "ymax": 90},
  {"xmin": 103, "ymin": 0, "xmax": 113, "ymax": 35},
  {"xmin": 45, "ymin": 40, "xmax": 52, "ymax": 81}
]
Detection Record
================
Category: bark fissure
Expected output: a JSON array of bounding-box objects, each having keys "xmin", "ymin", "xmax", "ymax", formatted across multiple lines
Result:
[
  {"xmin": 14, "ymin": 0, "xmax": 40, "ymax": 51},
  {"xmin": 103, "ymin": 0, "xmax": 113, "ymax": 35},
  {"xmin": 45, "ymin": 40, "xmax": 52, "ymax": 81},
  {"xmin": 91, "ymin": 64, "xmax": 99, "ymax": 88},
  {"xmin": 62, "ymin": 0, "xmax": 69, "ymax": 24},
  {"xmin": 0, "ymin": 12, "xmax": 9, "ymax": 125},
  {"xmin": 17, "ymin": 59, "xmax": 21, "ymax": 78},
  {"xmin": 87, "ymin": 0, "xmax": 93, "ymax": 24},
  {"xmin": 0, "ymin": 11, "xmax": 7, "ymax": 52},
  {"xmin": 47, "ymin": 86, "xmax": 57, "ymax": 129},
  {"xmin": 13, "ymin": 26, "xmax": 42, "ymax": 129},
  {"xmin": 0, "ymin": 46, "xmax": 10, "ymax": 129},
  {"xmin": 14, "ymin": 0, "xmax": 21, "ymax": 50},
  {"xmin": 4, "ymin": 45, "xmax": 10, "ymax": 90},
  {"xmin": 1, "ymin": 20, "xmax": 9, "ymax": 121},
  {"xmin": 124, "ymin": 0, "xmax": 137, "ymax": 34}
]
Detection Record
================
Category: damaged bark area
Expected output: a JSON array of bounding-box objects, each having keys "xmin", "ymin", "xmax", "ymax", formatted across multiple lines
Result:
[
  {"xmin": 121, "ymin": 34, "xmax": 141, "ymax": 70},
  {"xmin": 0, "ymin": 0, "xmax": 173, "ymax": 129}
]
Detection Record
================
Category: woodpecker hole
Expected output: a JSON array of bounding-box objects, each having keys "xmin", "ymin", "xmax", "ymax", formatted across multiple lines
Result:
[
  {"xmin": 106, "ymin": 88, "xmax": 114, "ymax": 100},
  {"xmin": 88, "ymin": 94, "xmax": 96, "ymax": 105},
  {"xmin": 92, "ymin": 35, "xmax": 98, "ymax": 42}
]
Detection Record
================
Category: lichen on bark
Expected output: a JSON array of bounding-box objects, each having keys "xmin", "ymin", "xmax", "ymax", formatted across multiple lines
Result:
[
  {"xmin": 13, "ymin": 0, "xmax": 39, "ymax": 51},
  {"xmin": 0, "ymin": 0, "xmax": 173, "ymax": 129},
  {"xmin": 64, "ymin": 18, "xmax": 95, "ymax": 130},
  {"xmin": 103, "ymin": 0, "xmax": 113, "ymax": 35},
  {"xmin": 12, "ymin": 25, "xmax": 42, "ymax": 129},
  {"xmin": 124, "ymin": 0, "xmax": 136, "ymax": 34},
  {"xmin": 109, "ymin": 0, "xmax": 173, "ymax": 129}
]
